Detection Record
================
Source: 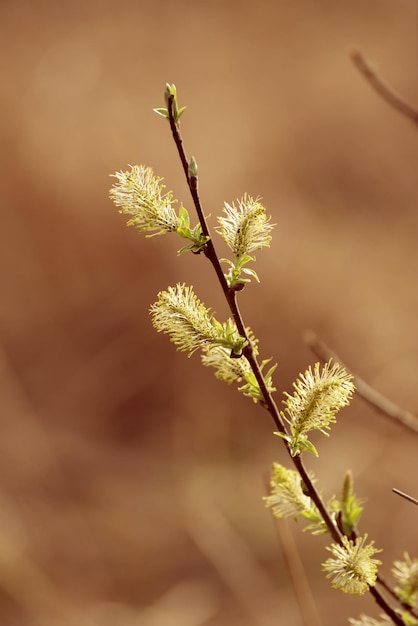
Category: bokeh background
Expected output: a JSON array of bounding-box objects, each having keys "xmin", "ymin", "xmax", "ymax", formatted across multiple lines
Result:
[{"xmin": 1, "ymin": 0, "xmax": 418, "ymax": 624}]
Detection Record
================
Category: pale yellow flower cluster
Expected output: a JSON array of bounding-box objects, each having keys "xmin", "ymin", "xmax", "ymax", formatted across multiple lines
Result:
[
  {"xmin": 201, "ymin": 346, "xmax": 252, "ymax": 384},
  {"xmin": 110, "ymin": 165, "xmax": 179, "ymax": 236},
  {"xmin": 392, "ymin": 553, "xmax": 418, "ymax": 607},
  {"xmin": 263, "ymin": 463, "xmax": 311, "ymax": 518},
  {"xmin": 150, "ymin": 284, "xmax": 247, "ymax": 358},
  {"xmin": 322, "ymin": 535, "xmax": 381, "ymax": 595},
  {"xmin": 216, "ymin": 194, "xmax": 274, "ymax": 256},
  {"xmin": 283, "ymin": 361, "xmax": 355, "ymax": 437}
]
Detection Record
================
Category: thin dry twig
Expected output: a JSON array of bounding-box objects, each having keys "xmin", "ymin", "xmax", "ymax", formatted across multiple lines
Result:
[
  {"xmin": 304, "ymin": 330, "xmax": 418, "ymax": 435},
  {"xmin": 272, "ymin": 515, "xmax": 323, "ymax": 626},
  {"xmin": 392, "ymin": 488, "xmax": 418, "ymax": 506},
  {"xmin": 186, "ymin": 503, "xmax": 283, "ymax": 626},
  {"xmin": 350, "ymin": 48, "xmax": 418, "ymax": 125}
]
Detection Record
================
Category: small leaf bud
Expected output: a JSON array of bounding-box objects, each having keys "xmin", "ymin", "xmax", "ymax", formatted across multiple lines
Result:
[{"xmin": 188, "ymin": 156, "xmax": 198, "ymax": 178}]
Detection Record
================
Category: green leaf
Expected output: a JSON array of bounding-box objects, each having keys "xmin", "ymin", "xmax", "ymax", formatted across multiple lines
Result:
[
  {"xmin": 176, "ymin": 205, "xmax": 191, "ymax": 238},
  {"xmin": 164, "ymin": 83, "xmax": 177, "ymax": 107},
  {"xmin": 339, "ymin": 471, "xmax": 364, "ymax": 535},
  {"xmin": 161, "ymin": 84, "xmax": 186, "ymax": 123},
  {"xmin": 297, "ymin": 438, "xmax": 319, "ymax": 457},
  {"xmin": 219, "ymin": 252, "xmax": 261, "ymax": 287},
  {"xmin": 274, "ymin": 431, "xmax": 292, "ymax": 447},
  {"xmin": 153, "ymin": 107, "xmax": 169, "ymax": 119},
  {"xmin": 275, "ymin": 430, "xmax": 319, "ymax": 457},
  {"xmin": 178, "ymin": 242, "xmax": 204, "ymax": 255},
  {"xmin": 238, "ymin": 358, "xmax": 276, "ymax": 402},
  {"xmin": 188, "ymin": 156, "xmax": 198, "ymax": 178},
  {"xmin": 241, "ymin": 267, "xmax": 260, "ymax": 282}
]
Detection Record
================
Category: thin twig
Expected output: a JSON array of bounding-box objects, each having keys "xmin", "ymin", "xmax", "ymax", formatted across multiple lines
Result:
[
  {"xmin": 304, "ymin": 330, "xmax": 418, "ymax": 435},
  {"xmin": 350, "ymin": 49, "xmax": 418, "ymax": 125},
  {"xmin": 392, "ymin": 488, "xmax": 418, "ymax": 506},
  {"xmin": 350, "ymin": 526, "xmax": 418, "ymax": 621},
  {"xmin": 166, "ymin": 95, "xmax": 231, "ymax": 302},
  {"xmin": 167, "ymin": 95, "xmax": 286, "ymax": 435},
  {"xmin": 271, "ymin": 509, "xmax": 323, "ymax": 626},
  {"xmin": 377, "ymin": 573, "xmax": 400, "ymax": 602},
  {"xmin": 377, "ymin": 572, "xmax": 418, "ymax": 621},
  {"xmin": 369, "ymin": 586, "xmax": 407, "ymax": 626},
  {"xmin": 186, "ymin": 504, "xmax": 283, "ymax": 626}
]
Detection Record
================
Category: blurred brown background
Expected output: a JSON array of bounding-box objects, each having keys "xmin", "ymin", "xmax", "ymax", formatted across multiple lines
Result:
[{"xmin": 1, "ymin": 0, "xmax": 418, "ymax": 624}]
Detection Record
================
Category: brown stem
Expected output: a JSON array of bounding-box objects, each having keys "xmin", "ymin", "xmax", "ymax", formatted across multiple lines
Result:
[
  {"xmin": 304, "ymin": 330, "xmax": 418, "ymax": 435},
  {"xmin": 350, "ymin": 49, "xmax": 418, "ymax": 126},
  {"xmin": 369, "ymin": 586, "xmax": 405, "ymax": 626},
  {"xmin": 293, "ymin": 455, "xmax": 341, "ymax": 544},
  {"xmin": 377, "ymin": 573, "xmax": 418, "ymax": 620},
  {"xmin": 167, "ymin": 97, "xmax": 243, "ymax": 332}
]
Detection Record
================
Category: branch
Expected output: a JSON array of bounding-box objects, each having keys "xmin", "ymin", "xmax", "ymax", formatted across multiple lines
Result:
[
  {"xmin": 166, "ymin": 94, "xmax": 286, "ymax": 433},
  {"xmin": 166, "ymin": 96, "xmax": 343, "ymax": 545},
  {"xmin": 166, "ymin": 99, "xmax": 403, "ymax": 625},
  {"xmin": 270, "ymin": 508, "xmax": 323, "ymax": 626},
  {"xmin": 350, "ymin": 49, "xmax": 418, "ymax": 126},
  {"xmin": 377, "ymin": 570, "xmax": 418, "ymax": 621},
  {"xmin": 369, "ymin": 586, "xmax": 406, "ymax": 626},
  {"xmin": 392, "ymin": 488, "xmax": 418, "ymax": 506},
  {"xmin": 186, "ymin": 504, "xmax": 283, "ymax": 626},
  {"xmin": 305, "ymin": 331, "xmax": 418, "ymax": 435}
]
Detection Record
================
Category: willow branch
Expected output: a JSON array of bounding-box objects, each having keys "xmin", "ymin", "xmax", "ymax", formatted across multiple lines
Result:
[
  {"xmin": 165, "ymin": 97, "xmax": 407, "ymax": 625},
  {"xmin": 346, "ymin": 526, "xmax": 418, "ymax": 623},
  {"xmin": 377, "ymin": 571, "xmax": 418, "ymax": 621},
  {"xmin": 350, "ymin": 49, "xmax": 418, "ymax": 126},
  {"xmin": 305, "ymin": 331, "xmax": 418, "ymax": 435},
  {"xmin": 369, "ymin": 587, "xmax": 405, "ymax": 626},
  {"xmin": 166, "ymin": 97, "xmax": 344, "ymax": 545},
  {"xmin": 166, "ymin": 95, "xmax": 285, "ymax": 432}
]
